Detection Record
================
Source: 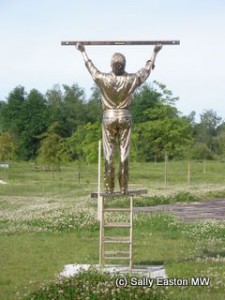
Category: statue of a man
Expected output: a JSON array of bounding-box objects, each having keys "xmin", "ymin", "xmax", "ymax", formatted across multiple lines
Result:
[{"xmin": 76, "ymin": 42, "xmax": 162, "ymax": 194}]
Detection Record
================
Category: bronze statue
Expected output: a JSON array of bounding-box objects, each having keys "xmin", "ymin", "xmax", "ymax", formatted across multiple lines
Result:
[{"xmin": 76, "ymin": 42, "xmax": 162, "ymax": 194}]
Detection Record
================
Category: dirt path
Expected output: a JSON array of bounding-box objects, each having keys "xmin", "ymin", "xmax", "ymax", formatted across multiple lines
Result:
[{"xmin": 134, "ymin": 199, "xmax": 225, "ymax": 222}]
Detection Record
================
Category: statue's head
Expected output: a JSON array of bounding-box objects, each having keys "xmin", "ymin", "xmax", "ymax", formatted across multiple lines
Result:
[{"xmin": 111, "ymin": 53, "xmax": 126, "ymax": 75}]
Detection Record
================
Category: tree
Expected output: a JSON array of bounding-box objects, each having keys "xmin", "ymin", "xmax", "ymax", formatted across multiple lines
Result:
[
  {"xmin": 21, "ymin": 89, "xmax": 50, "ymax": 159},
  {"xmin": 132, "ymin": 82, "xmax": 192, "ymax": 161},
  {"xmin": 135, "ymin": 105, "xmax": 193, "ymax": 186},
  {"xmin": 191, "ymin": 143, "xmax": 214, "ymax": 160},
  {"xmin": 0, "ymin": 87, "xmax": 49, "ymax": 160},
  {"xmin": 0, "ymin": 101, "xmax": 6, "ymax": 132},
  {"xmin": 133, "ymin": 105, "xmax": 193, "ymax": 161},
  {"xmin": 132, "ymin": 82, "xmax": 163, "ymax": 124},
  {"xmin": 0, "ymin": 132, "xmax": 17, "ymax": 162},
  {"xmin": 46, "ymin": 85, "xmax": 64, "ymax": 131},
  {"xmin": 213, "ymin": 130, "xmax": 225, "ymax": 160},
  {"xmin": 37, "ymin": 123, "xmax": 64, "ymax": 170},
  {"xmin": 0, "ymin": 86, "xmax": 26, "ymax": 135},
  {"xmin": 61, "ymin": 84, "xmax": 86, "ymax": 136},
  {"xmin": 66, "ymin": 122, "xmax": 101, "ymax": 164},
  {"xmin": 194, "ymin": 110, "xmax": 222, "ymax": 151},
  {"xmin": 85, "ymin": 85, "xmax": 102, "ymax": 123},
  {"xmin": 0, "ymin": 86, "xmax": 28, "ymax": 159}
]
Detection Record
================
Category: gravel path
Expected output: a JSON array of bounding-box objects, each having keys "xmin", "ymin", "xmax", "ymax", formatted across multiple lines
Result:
[{"xmin": 134, "ymin": 198, "xmax": 225, "ymax": 222}]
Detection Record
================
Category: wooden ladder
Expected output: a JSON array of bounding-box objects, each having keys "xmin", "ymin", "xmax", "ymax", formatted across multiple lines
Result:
[{"xmin": 99, "ymin": 195, "xmax": 134, "ymax": 270}]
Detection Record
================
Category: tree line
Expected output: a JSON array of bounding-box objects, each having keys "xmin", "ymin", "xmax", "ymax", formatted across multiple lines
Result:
[{"xmin": 0, "ymin": 81, "xmax": 224, "ymax": 167}]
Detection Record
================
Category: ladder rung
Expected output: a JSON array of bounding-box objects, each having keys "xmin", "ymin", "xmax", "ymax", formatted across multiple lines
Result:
[
  {"xmin": 104, "ymin": 251, "xmax": 130, "ymax": 255},
  {"xmin": 104, "ymin": 237, "xmax": 131, "ymax": 244},
  {"xmin": 104, "ymin": 256, "xmax": 130, "ymax": 260},
  {"xmin": 104, "ymin": 208, "xmax": 131, "ymax": 212},
  {"xmin": 104, "ymin": 222, "xmax": 131, "ymax": 228},
  {"xmin": 104, "ymin": 240, "xmax": 130, "ymax": 244}
]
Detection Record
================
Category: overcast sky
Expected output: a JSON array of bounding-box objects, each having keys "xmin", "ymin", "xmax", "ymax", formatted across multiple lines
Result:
[{"xmin": 0, "ymin": 0, "xmax": 225, "ymax": 121}]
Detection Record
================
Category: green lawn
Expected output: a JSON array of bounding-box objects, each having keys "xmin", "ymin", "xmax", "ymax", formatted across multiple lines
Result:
[
  {"xmin": 0, "ymin": 231, "xmax": 99, "ymax": 299},
  {"xmin": 0, "ymin": 161, "xmax": 225, "ymax": 299}
]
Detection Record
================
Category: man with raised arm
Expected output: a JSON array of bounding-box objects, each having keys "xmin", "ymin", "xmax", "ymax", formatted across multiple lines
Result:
[{"xmin": 76, "ymin": 43, "xmax": 162, "ymax": 194}]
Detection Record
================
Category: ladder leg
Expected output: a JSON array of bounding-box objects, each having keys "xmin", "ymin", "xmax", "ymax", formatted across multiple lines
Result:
[
  {"xmin": 129, "ymin": 196, "xmax": 133, "ymax": 270},
  {"xmin": 99, "ymin": 196, "xmax": 104, "ymax": 268}
]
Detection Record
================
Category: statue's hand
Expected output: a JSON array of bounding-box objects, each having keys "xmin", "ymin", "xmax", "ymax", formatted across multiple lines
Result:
[
  {"xmin": 76, "ymin": 42, "xmax": 85, "ymax": 52},
  {"xmin": 154, "ymin": 43, "xmax": 162, "ymax": 53}
]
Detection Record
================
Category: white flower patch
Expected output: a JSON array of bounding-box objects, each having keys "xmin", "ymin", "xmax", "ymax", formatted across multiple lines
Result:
[{"xmin": 0, "ymin": 196, "xmax": 98, "ymax": 233}]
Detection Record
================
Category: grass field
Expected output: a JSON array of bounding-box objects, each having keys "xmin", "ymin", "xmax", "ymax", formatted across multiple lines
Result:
[{"xmin": 0, "ymin": 160, "xmax": 225, "ymax": 299}]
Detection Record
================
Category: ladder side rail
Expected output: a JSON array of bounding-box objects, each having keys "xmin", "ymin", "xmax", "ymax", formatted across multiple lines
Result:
[
  {"xmin": 99, "ymin": 196, "xmax": 104, "ymax": 267},
  {"xmin": 129, "ymin": 196, "xmax": 133, "ymax": 270}
]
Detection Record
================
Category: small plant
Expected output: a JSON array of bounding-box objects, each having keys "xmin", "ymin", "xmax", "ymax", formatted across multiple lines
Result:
[
  {"xmin": 172, "ymin": 191, "xmax": 200, "ymax": 203},
  {"xmin": 134, "ymin": 191, "xmax": 200, "ymax": 207},
  {"xmin": 23, "ymin": 269, "xmax": 169, "ymax": 300}
]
